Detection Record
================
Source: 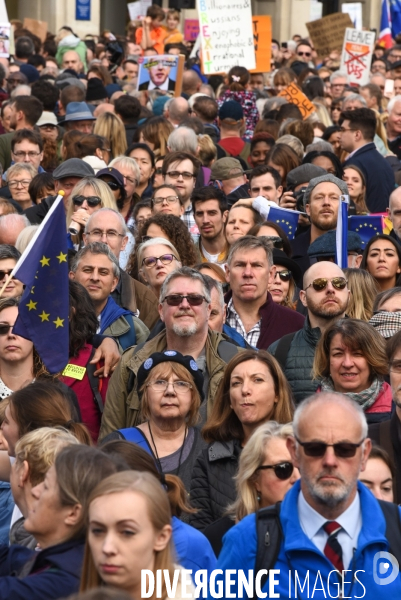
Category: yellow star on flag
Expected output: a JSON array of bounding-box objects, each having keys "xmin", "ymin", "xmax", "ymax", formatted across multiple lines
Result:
[
  {"xmin": 53, "ymin": 317, "xmax": 64, "ymax": 328},
  {"xmin": 26, "ymin": 300, "xmax": 37, "ymax": 311},
  {"xmin": 39, "ymin": 310, "xmax": 50, "ymax": 322},
  {"xmin": 39, "ymin": 256, "xmax": 50, "ymax": 267},
  {"xmin": 56, "ymin": 252, "xmax": 67, "ymax": 264},
  {"xmin": 31, "ymin": 286, "xmax": 35, "ymax": 294}
]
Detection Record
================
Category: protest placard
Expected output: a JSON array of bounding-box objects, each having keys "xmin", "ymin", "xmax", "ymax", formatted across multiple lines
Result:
[
  {"xmin": 0, "ymin": 23, "xmax": 10, "ymax": 58},
  {"xmin": 197, "ymin": 0, "xmax": 255, "ymax": 75},
  {"xmin": 137, "ymin": 54, "xmax": 185, "ymax": 97},
  {"xmin": 306, "ymin": 12, "xmax": 353, "ymax": 58},
  {"xmin": 340, "ymin": 28, "xmax": 375, "ymax": 86},
  {"xmin": 127, "ymin": 0, "xmax": 152, "ymax": 21},
  {"xmin": 23, "ymin": 18, "xmax": 47, "ymax": 42},
  {"xmin": 184, "ymin": 19, "xmax": 200, "ymax": 42},
  {"xmin": 278, "ymin": 83, "xmax": 315, "ymax": 119},
  {"xmin": 251, "ymin": 15, "xmax": 271, "ymax": 73}
]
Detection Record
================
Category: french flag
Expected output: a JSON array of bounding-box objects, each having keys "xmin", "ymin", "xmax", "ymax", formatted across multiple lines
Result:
[{"xmin": 379, "ymin": 0, "xmax": 393, "ymax": 48}]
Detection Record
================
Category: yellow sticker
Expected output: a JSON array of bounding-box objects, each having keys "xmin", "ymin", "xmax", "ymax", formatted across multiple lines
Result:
[{"xmin": 62, "ymin": 364, "xmax": 86, "ymax": 380}]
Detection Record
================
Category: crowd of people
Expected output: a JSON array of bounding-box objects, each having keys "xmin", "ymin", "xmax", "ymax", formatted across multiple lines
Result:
[{"xmin": 0, "ymin": 7, "xmax": 399, "ymax": 600}]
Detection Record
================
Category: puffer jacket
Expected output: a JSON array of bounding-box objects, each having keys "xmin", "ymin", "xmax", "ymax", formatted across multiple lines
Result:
[
  {"xmin": 268, "ymin": 317, "xmax": 321, "ymax": 404},
  {"xmin": 189, "ymin": 439, "xmax": 242, "ymax": 531},
  {"xmin": 99, "ymin": 330, "xmax": 241, "ymax": 439}
]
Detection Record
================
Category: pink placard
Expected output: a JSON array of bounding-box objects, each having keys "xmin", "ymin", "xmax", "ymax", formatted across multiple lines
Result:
[{"xmin": 184, "ymin": 19, "xmax": 200, "ymax": 42}]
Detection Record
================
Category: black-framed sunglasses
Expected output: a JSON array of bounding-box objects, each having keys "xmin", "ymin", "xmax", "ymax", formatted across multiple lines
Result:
[
  {"xmin": 274, "ymin": 269, "xmax": 292, "ymax": 282},
  {"xmin": 105, "ymin": 181, "xmax": 121, "ymax": 191},
  {"xmin": 0, "ymin": 324, "xmax": 14, "ymax": 336},
  {"xmin": 304, "ymin": 277, "xmax": 347, "ymax": 292},
  {"xmin": 72, "ymin": 195, "xmax": 102, "ymax": 207},
  {"xmin": 162, "ymin": 294, "xmax": 207, "ymax": 307},
  {"xmin": 0, "ymin": 270, "xmax": 14, "ymax": 281},
  {"xmin": 295, "ymin": 436, "xmax": 365, "ymax": 458},
  {"xmin": 256, "ymin": 461, "xmax": 294, "ymax": 480}
]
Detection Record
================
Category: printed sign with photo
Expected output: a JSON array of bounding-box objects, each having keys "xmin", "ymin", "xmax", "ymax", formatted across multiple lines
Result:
[
  {"xmin": 0, "ymin": 23, "xmax": 10, "ymax": 58},
  {"xmin": 137, "ymin": 54, "xmax": 185, "ymax": 97}
]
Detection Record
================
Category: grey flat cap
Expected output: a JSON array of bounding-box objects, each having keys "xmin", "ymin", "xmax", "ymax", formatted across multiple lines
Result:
[
  {"xmin": 286, "ymin": 164, "xmax": 327, "ymax": 189},
  {"xmin": 53, "ymin": 158, "xmax": 95, "ymax": 180},
  {"xmin": 303, "ymin": 173, "xmax": 349, "ymax": 207}
]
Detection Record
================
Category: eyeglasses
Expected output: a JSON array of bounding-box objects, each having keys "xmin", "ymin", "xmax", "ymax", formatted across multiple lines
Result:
[
  {"xmin": 104, "ymin": 181, "xmax": 120, "ymax": 191},
  {"xmin": 8, "ymin": 179, "xmax": 31, "ymax": 188},
  {"xmin": 12, "ymin": 151, "xmax": 41, "ymax": 158},
  {"xmin": 39, "ymin": 124, "xmax": 58, "ymax": 130},
  {"xmin": 390, "ymin": 360, "xmax": 401, "ymax": 374},
  {"xmin": 304, "ymin": 277, "xmax": 348, "ymax": 292},
  {"xmin": 274, "ymin": 269, "xmax": 292, "ymax": 282},
  {"xmin": 72, "ymin": 195, "xmax": 102, "ymax": 207},
  {"xmin": 142, "ymin": 254, "xmax": 177, "ymax": 268},
  {"xmin": 147, "ymin": 379, "xmax": 192, "ymax": 393},
  {"xmin": 295, "ymin": 436, "xmax": 365, "ymax": 458},
  {"xmin": 86, "ymin": 229, "xmax": 125, "ymax": 240},
  {"xmin": 152, "ymin": 195, "xmax": 179, "ymax": 206},
  {"xmin": 332, "ymin": 83, "xmax": 346, "ymax": 88},
  {"xmin": 256, "ymin": 461, "xmax": 294, "ymax": 480},
  {"xmin": 0, "ymin": 270, "xmax": 14, "ymax": 281},
  {"xmin": 297, "ymin": 51, "xmax": 311, "ymax": 57},
  {"xmin": 166, "ymin": 171, "xmax": 195, "ymax": 180},
  {"xmin": 162, "ymin": 294, "xmax": 207, "ymax": 306}
]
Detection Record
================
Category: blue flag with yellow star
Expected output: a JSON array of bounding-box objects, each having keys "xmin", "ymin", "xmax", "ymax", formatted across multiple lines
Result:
[
  {"xmin": 348, "ymin": 215, "xmax": 385, "ymax": 248},
  {"xmin": 265, "ymin": 205, "xmax": 300, "ymax": 241},
  {"xmin": 11, "ymin": 195, "xmax": 69, "ymax": 373}
]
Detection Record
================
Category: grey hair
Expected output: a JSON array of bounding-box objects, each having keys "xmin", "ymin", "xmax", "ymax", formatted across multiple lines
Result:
[
  {"xmin": 10, "ymin": 84, "xmax": 32, "ymax": 99},
  {"xmin": 15, "ymin": 225, "xmax": 39, "ymax": 253},
  {"xmin": 0, "ymin": 243, "xmax": 21, "ymax": 261},
  {"xmin": 330, "ymin": 70, "xmax": 349, "ymax": 84},
  {"xmin": 6, "ymin": 163, "xmax": 37, "ymax": 182},
  {"xmin": 109, "ymin": 155, "xmax": 141, "ymax": 186},
  {"xmin": 84, "ymin": 207, "xmax": 128, "ymax": 235},
  {"xmin": 387, "ymin": 95, "xmax": 401, "ymax": 113},
  {"xmin": 305, "ymin": 140, "xmax": 334, "ymax": 154},
  {"xmin": 137, "ymin": 236, "xmax": 182, "ymax": 269},
  {"xmin": 167, "ymin": 127, "xmax": 198, "ymax": 154},
  {"xmin": 292, "ymin": 392, "xmax": 368, "ymax": 440},
  {"xmin": 70, "ymin": 241, "xmax": 121, "ymax": 279},
  {"xmin": 276, "ymin": 134, "xmax": 304, "ymax": 159},
  {"xmin": 0, "ymin": 213, "xmax": 30, "ymax": 232},
  {"xmin": 226, "ymin": 235, "xmax": 273, "ymax": 267},
  {"xmin": 160, "ymin": 266, "xmax": 211, "ymax": 303},
  {"xmin": 201, "ymin": 273, "xmax": 224, "ymax": 309},
  {"xmin": 342, "ymin": 93, "xmax": 367, "ymax": 108}
]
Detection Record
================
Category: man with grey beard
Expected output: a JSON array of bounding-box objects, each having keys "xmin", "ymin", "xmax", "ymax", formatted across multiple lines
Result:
[{"xmin": 99, "ymin": 267, "xmax": 240, "ymax": 438}]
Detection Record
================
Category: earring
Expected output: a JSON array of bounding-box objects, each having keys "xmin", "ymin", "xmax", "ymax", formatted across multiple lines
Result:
[{"xmin": 257, "ymin": 494, "xmax": 261, "ymax": 502}]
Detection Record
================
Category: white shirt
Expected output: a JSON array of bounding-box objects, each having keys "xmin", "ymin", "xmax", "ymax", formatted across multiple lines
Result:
[
  {"xmin": 148, "ymin": 78, "xmax": 170, "ymax": 91},
  {"xmin": 298, "ymin": 490, "xmax": 362, "ymax": 569}
]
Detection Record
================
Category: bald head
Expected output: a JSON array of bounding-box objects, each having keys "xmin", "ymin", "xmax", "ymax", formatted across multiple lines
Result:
[
  {"xmin": 0, "ymin": 214, "xmax": 30, "ymax": 246},
  {"xmin": 303, "ymin": 261, "xmax": 345, "ymax": 290},
  {"xmin": 166, "ymin": 97, "xmax": 189, "ymax": 126},
  {"xmin": 300, "ymin": 262, "xmax": 349, "ymax": 326},
  {"xmin": 388, "ymin": 187, "xmax": 401, "ymax": 239},
  {"xmin": 62, "ymin": 50, "xmax": 83, "ymax": 73},
  {"xmin": 182, "ymin": 70, "xmax": 202, "ymax": 96}
]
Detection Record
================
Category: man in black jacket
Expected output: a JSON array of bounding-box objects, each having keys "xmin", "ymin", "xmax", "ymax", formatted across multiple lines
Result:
[
  {"xmin": 341, "ymin": 107, "xmax": 395, "ymax": 212},
  {"xmin": 387, "ymin": 186, "xmax": 401, "ymax": 244}
]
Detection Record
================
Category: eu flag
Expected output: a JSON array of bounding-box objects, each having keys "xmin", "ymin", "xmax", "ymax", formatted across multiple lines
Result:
[
  {"xmin": 11, "ymin": 195, "xmax": 69, "ymax": 373},
  {"xmin": 266, "ymin": 205, "xmax": 300, "ymax": 241},
  {"xmin": 390, "ymin": 0, "xmax": 401, "ymax": 37},
  {"xmin": 348, "ymin": 215, "xmax": 385, "ymax": 248}
]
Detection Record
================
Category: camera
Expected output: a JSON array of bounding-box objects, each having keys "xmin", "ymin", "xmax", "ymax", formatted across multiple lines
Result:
[{"xmin": 293, "ymin": 187, "xmax": 308, "ymax": 213}]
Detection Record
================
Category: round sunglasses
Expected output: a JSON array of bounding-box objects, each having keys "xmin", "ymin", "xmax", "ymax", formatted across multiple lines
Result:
[
  {"xmin": 256, "ymin": 461, "xmax": 294, "ymax": 480},
  {"xmin": 304, "ymin": 277, "xmax": 347, "ymax": 292},
  {"xmin": 72, "ymin": 195, "xmax": 102, "ymax": 208},
  {"xmin": 274, "ymin": 269, "xmax": 292, "ymax": 282}
]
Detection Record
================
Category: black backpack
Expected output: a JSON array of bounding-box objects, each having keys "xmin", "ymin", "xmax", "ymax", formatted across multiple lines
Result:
[{"xmin": 254, "ymin": 500, "xmax": 401, "ymax": 593}]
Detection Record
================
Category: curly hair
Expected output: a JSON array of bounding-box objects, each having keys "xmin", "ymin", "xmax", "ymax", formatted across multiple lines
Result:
[
  {"xmin": 68, "ymin": 281, "xmax": 98, "ymax": 357},
  {"xmin": 127, "ymin": 213, "xmax": 198, "ymax": 280}
]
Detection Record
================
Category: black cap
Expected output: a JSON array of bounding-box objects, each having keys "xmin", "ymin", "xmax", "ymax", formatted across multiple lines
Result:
[
  {"xmin": 86, "ymin": 77, "xmax": 108, "ymax": 102},
  {"xmin": 137, "ymin": 351, "xmax": 204, "ymax": 400},
  {"xmin": 96, "ymin": 167, "xmax": 124, "ymax": 187},
  {"xmin": 272, "ymin": 249, "xmax": 303, "ymax": 288}
]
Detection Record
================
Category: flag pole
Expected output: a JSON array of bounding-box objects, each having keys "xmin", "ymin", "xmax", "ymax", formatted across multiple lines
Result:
[{"xmin": 0, "ymin": 273, "xmax": 14, "ymax": 299}]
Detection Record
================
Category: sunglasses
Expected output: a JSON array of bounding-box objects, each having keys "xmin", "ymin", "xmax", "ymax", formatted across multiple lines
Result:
[
  {"xmin": 162, "ymin": 294, "xmax": 207, "ymax": 306},
  {"xmin": 297, "ymin": 51, "xmax": 311, "ymax": 57},
  {"xmin": 295, "ymin": 437, "xmax": 365, "ymax": 458},
  {"xmin": 0, "ymin": 270, "xmax": 14, "ymax": 281},
  {"xmin": 275, "ymin": 269, "xmax": 292, "ymax": 282},
  {"xmin": 304, "ymin": 277, "xmax": 347, "ymax": 292},
  {"xmin": 72, "ymin": 195, "xmax": 102, "ymax": 207},
  {"xmin": 256, "ymin": 461, "xmax": 294, "ymax": 480},
  {"xmin": 105, "ymin": 181, "xmax": 120, "ymax": 191},
  {"xmin": 0, "ymin": 324, "xmax": 14, "ymax": 336},
  {"xmin": 142, "ymin": 254, "xmax": 177, "ymax": 268}
]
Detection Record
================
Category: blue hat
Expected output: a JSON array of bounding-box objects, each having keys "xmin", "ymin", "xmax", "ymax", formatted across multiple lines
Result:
[
  {"xmin": 219, "ymin": 100, "xmax": 243, "ymax": 121},
  {"xmin": 20, "ymin": 63, "xmax": 40, "ymax": 84},
  {"xmin": 60, "ymin": 101, "xmax": 96, "ymax": 124},
  {"xmin": 152, "ymin": 95, "xmax": 170, "ymax": 116},
  {"xmin": 105, "ymin": 83, "xmax": 122, "ymax": 98},
  {"xmin": 307, "ymin": 230, "xmax": 363, "ymax": 259},
  {"xmin": 137, "ymin": 351, "xmax": 204, "ymax": 400},
  {"xmin": 96, "ymin": 167, "xmax": 124, "ymax": 188}
]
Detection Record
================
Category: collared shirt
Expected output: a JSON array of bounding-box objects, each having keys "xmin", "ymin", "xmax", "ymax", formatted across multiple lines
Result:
[
  {"xmin": 226, "ymin": 298, "xmax": 261, "ymax": 346},
  {"xmin": 181, "ymin": 205, "xmax": 199, "ymax": 240},
  {"xmin": 148, "ymin": 78, "xmax": 170, "ymax": 91},
  {"xmin": 345, "ymin": 142, "xmax": 369, "ymax": 161},
  {"xmin": 298, "ymin": 490, "xmax": 362, "ymax": 569}
]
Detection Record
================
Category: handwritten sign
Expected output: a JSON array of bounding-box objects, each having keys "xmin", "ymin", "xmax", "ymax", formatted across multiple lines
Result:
[
  {"xmin": 278, "ymin": 83, "xmax": 316, "ymax": 119},
  {"xmin": 251, "ymin": 15, "xmax": 271, "ymax": 73},
  {"xmin": 340, "ymin": 28, "xmax": 375, "ymax": 86},
  {"xmin": 197, "ymin": 0, "xmax": 255, "ymax": 75},
  {"xmin": 306, "ymin": 12, "xmax": 353, "ymax": 58},
  {"xmin": 184, "ymin": 19, "xmax": 200, "ymax": 42}
]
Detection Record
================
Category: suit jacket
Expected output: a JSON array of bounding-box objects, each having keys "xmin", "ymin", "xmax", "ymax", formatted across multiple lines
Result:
[
  {"xmin": 344, "ymin": 142, "xmax": 395, "ymax": 212},
  {"xmin": 138, "ymin": 78, "xmax": 176, "ymax": 91}
]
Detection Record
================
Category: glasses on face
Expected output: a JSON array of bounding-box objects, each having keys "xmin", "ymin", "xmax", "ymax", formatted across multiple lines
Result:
[
  {"xmin": 295, "ymin": 436, "xmax": 365, "ymax": 458},
  {"xmin": 72, "ymin": 195, "xmax": 102, "ymax": 207},
  {"xmin": 332, "ymin": 83, "xmax": 346, "ymax": 88},
  {"xmin": 297, "ymin": 51, "xmax": 311, "ymax": 57},
  {"xmin": 87, "ymin": 229, "xmax": 125, "ymax": 240},
  {"xmin": 0, "ymin": 323, "xmax": 14, "ymax": 336},
  {"xmin": 274, "ymin": 269, "xmax": 292, "ymax": 282},
  {"xmin": 104, "ymin": 181, "xmax": 120, "ymax": 191},
  {"xmin": 0, "ymin": 270, "xmax": 14, "ymax": 281},
  {"xmin": 305, "ymin": 277, "xmax": 348, "ymax": 292},
  {"xmin": 39, "ymin": 125, "xmax": 58, "ymax": 131},
  {"xmin": 147, "ymin": 379, "xmax": 192, "ymax": 393},
  {"xmin": 12, "ymin": 151, "xmax": 41, "ymax": 158},
  {"xmin": 166, "ymin": 171, "xmax": 195, "ymax": 181},
  {"xmin": 162, "ymin": 293, "xmax": 207, "ymax": 306},
  {"xmin": 152, "ymin": 195, "xmax": 179, "ymax": 206},
  {"xmin": 142, "ymin": 254, "xmax": 177, "ymax": 268},
  {"xmin": 256, "ymin": 461, "xmax": 294, "ymax": 480},
  {"xmin": 8, "ymin": 179, "xmax": 31, "ymax": 189}
]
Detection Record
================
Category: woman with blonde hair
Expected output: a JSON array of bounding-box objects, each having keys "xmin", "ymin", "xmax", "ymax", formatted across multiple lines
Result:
[
  {"xmin": 198, "ymin": 134, "xmax": 217, "ymax": 168},
  {"xmin": 67, "ymin": 176, "xmax": 117, "ymax": 248},
  {"xmin": 93, "ymin": 112, "xmax": 127, "ymax": 159},
  {"xmin": 343, "ymin": 268, "xmax": 379, "ymax": 321},
  {"xmin": 139, "ymin": 117, "xmax": 174, "ymax": 158}
]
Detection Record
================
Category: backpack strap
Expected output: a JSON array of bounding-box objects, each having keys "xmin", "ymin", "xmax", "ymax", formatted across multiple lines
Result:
[
  {"xmin": 378, "ymin": 500, "xmax": 401, "ymax": 566},
  {"xmin": 118, "ymin": 314, "xmax": 137, "ymax": 352},
  {"xmin": 217, "ymin": 339, "xmax": 240, "ymax": 363},
  {"xmin": 86, "ymin": 347, "xmax": 104, "ymax": 414},
  {"xmin": 254, "ymin": 502, "xmax": 283, "ymax": 598},
  {"xmin": 118, "ymin": 426, "xmax": 153, "ymax": 455},
  {"xmin": 273, "ymin": 332, "xmax": 296, "ymax": 371}
]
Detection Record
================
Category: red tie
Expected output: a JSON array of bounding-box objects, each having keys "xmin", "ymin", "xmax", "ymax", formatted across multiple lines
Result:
[{"xmin": 323, "ymin": 521, "xmax": 344, "ymax": 572}]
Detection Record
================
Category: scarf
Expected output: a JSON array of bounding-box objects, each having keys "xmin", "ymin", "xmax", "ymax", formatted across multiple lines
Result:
[
  {"xmin": 320, "ymin": 376, "xmax": 383, "ymax": 411},
  {"xmin": 369, "ymin": 310, "xmax": 401, "ymax": 339},
  {"xmin": 99, "ymin": 296, "xmax": 133, "ymax": 334}
]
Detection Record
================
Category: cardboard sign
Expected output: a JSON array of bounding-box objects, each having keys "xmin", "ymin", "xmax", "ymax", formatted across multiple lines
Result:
[
  {"xmin": 278, "ymin": 83, "xmax": 315, "ymax": 119},
  {"xmin": 197, "ymin": 0, "xmax": 255, "ymax": 75},
  {"xmin": 184, "ymin": 19, "xmax": 200, "ymax": 42},
  {"xmin": 340, "ymin": 28, "xmax": 375, "ymax": 86},
  {"xmin": 251, "ymin": 15, "xmax": 272, "ymax": 73},
  {"xmin": 23, "ymin": 18, "xmax": 47, "ymax": 43},
  {"xmin": 137, "ymin": 53, "xmax": 185, "ymax": 97},
  {"xmin": 306, "ymin": 12, "xmax": 353, "ymax": 58}
]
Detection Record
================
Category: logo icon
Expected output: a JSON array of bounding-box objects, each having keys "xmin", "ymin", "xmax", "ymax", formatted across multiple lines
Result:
[{"xmin": 373, "ymin": 551, "xmax": 399, "ymax": 585}]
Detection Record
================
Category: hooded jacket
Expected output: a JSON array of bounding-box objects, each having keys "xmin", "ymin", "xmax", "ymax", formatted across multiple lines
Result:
[{"xmin": 56, "ymin": 34, "xmax": 88, "ymax": 70}]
